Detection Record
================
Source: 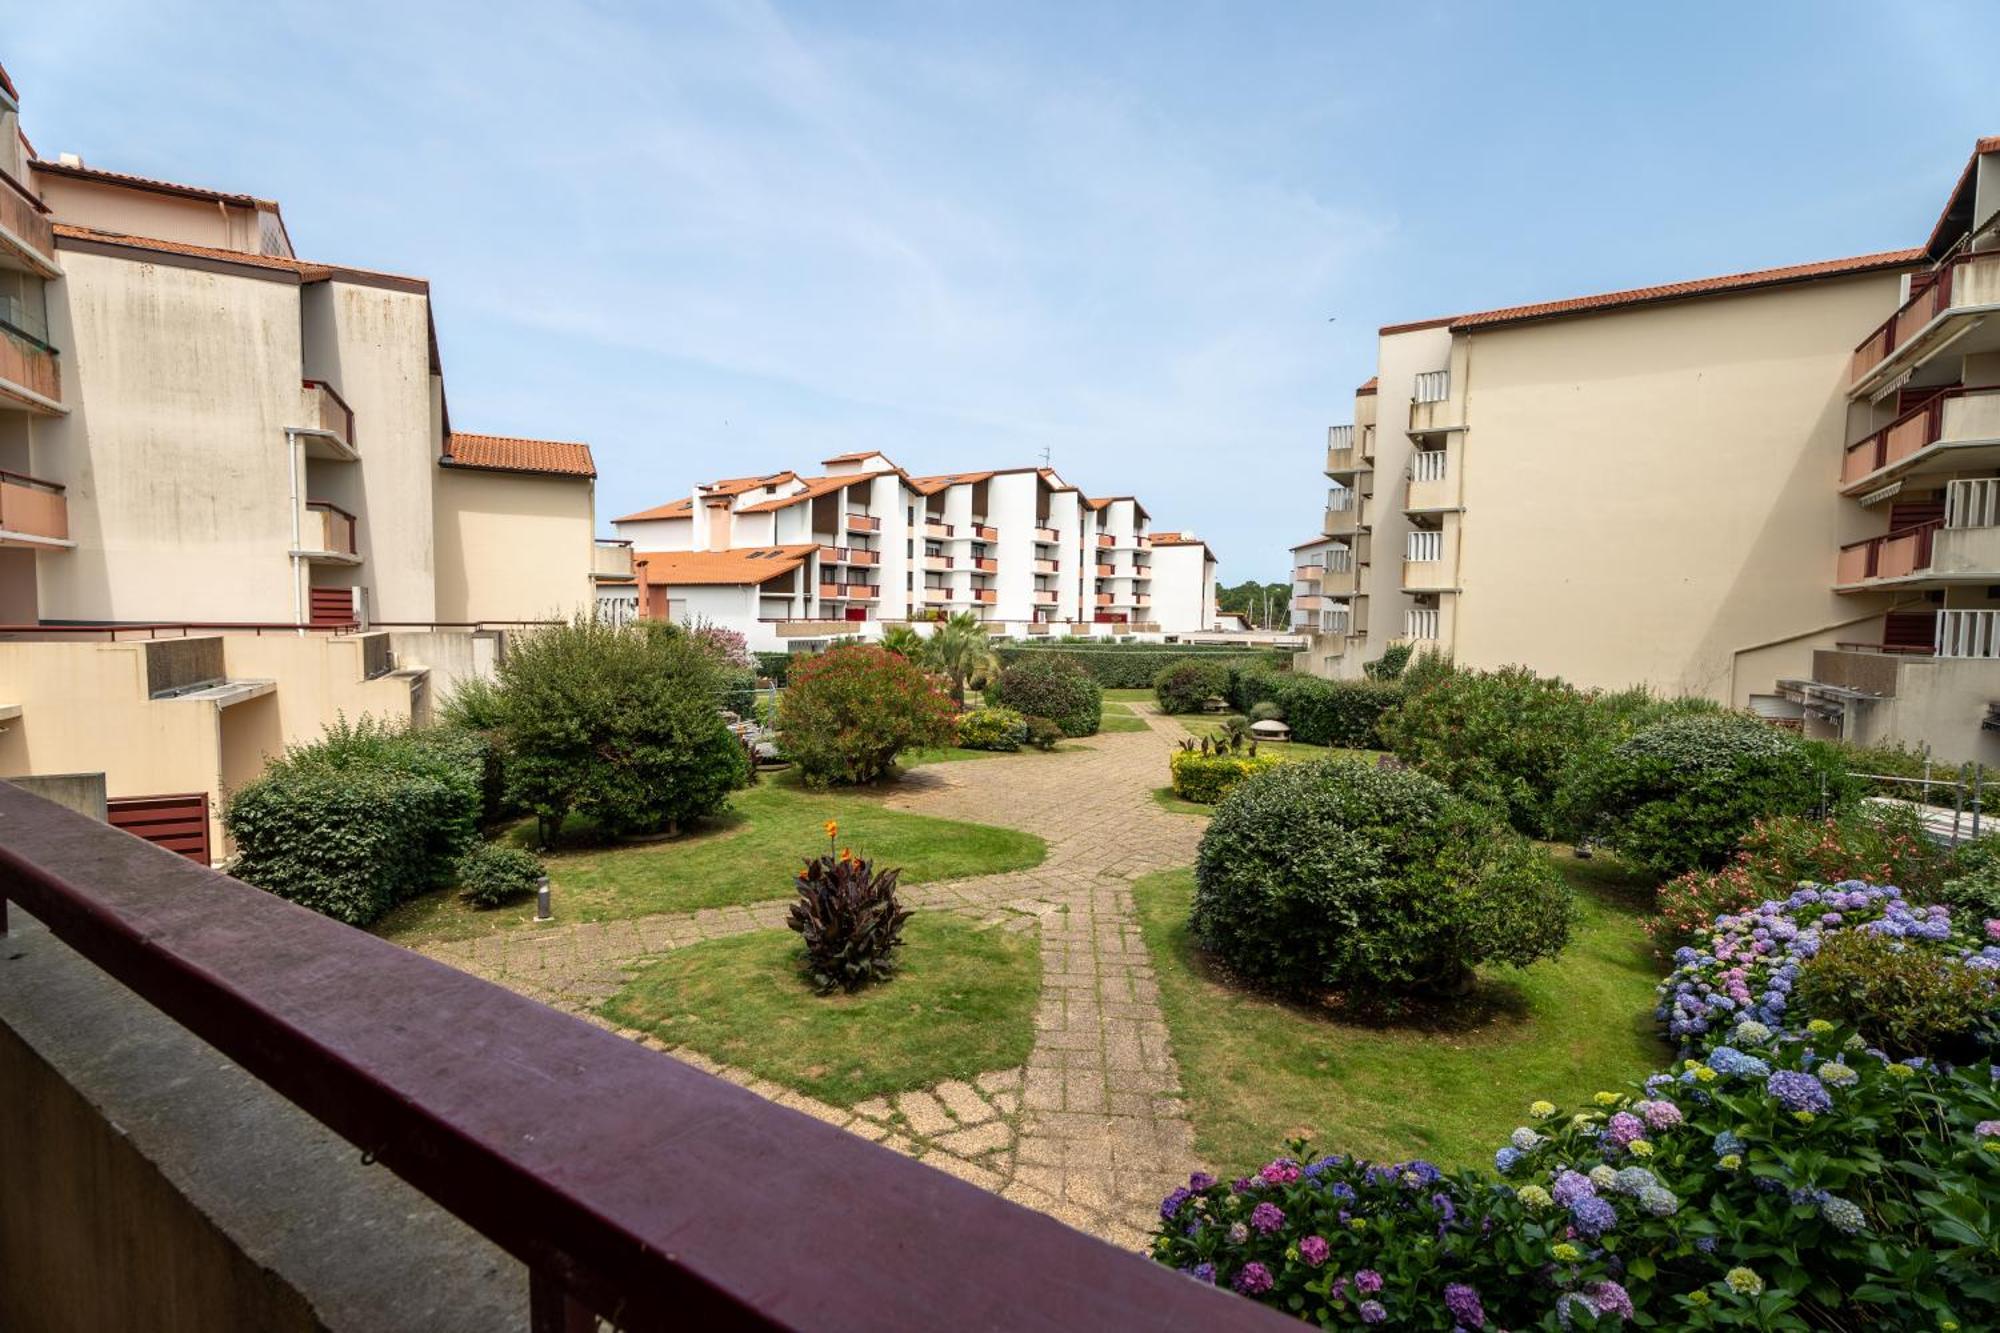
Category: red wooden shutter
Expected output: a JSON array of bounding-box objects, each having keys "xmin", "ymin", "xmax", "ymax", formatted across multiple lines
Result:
[{"xmin": 107, "ymin": 793, "xmax": 211, "ymax": 863}]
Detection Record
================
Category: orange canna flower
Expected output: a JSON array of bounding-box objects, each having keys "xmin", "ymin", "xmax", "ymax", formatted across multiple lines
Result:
[{"xmin": 824, "ymin": 820, "xmax": 839, "ymax": 840}]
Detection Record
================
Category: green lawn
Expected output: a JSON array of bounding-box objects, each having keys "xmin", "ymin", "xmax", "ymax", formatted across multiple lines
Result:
[
  {"xmin": 1102, "ymin": 688, "xmax": 1156, "ymax": 704},
  {"xmin": 1133, "ymin": 852, "xmax": 1666, "ymax": 1174},
  {"xmin": 1097, "ymin": 700, "xmax": 1150, "ymax": 733},
  {"xmin": 601, "ymin": 913, "xmax": 1041, "ymax": 1105},
  {"xmin": 375, "ymin": 778, "xmax": 1046, "ymax": 947},
  {"xmin": 1152, "ymin": 786, "xmax": 1214, "ymax": 817}
]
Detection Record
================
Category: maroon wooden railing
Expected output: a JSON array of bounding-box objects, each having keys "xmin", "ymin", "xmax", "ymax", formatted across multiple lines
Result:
[
  {"xmin": 1842, "ymin": 388, "xmax": 1959, "ymax": 482},
  {"xmin": 0, "ymin": 167, "xmax": 55, "ymax": 266},
  {"xmin": 302, "ymin": 379, "xmax": 357, "ymax": 447},
  {"xmin": 1850, "ymin": 250, "xmax": 2000, "ymax": 384},
  {"xmin": 1837, "ymin": 519, "xmax": 1942, "ymax": 583},
  {"xmin": 0, "ymin": 785, "xmax": 1280, "ymax": 1331}
]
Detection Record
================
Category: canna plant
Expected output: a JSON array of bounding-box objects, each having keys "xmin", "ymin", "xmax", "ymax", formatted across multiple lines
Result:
[{"xmin": 786, "ymin": 820, "xmax": 913, "ymax": 994}]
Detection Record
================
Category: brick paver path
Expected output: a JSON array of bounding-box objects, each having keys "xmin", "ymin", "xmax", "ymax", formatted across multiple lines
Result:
[{"xmin": 420, "ymin": 704, "xmax": 1207, "ymax": 1248}]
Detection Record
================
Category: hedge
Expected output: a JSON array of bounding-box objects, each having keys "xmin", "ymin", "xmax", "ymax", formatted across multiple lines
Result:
[
  {"xmin": 1228, "ymin": 667, "xmax": 1401, "ymax": 748},
  {"xmin": 993, "ymin": 645, "xmax": 1288, "ymax": 690},
  {"xmin": 1169, "ymin": 749, "xmax": 1284, "ymax": 803},
  {"xmin": 753, "ymin": 651, "xmax": 793, "ymax": 685}
]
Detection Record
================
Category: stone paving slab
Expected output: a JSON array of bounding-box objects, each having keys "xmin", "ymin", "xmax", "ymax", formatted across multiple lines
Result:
[{"xmin": 418, "ymin": 704, "xmax": 1208, "ymax": 1248}]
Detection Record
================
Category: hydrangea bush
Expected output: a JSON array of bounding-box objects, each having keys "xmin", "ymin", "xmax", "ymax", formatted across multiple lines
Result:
[{"xmin": 1157, "ymin": 881, "xmax": 2000, "ymax": 1329}]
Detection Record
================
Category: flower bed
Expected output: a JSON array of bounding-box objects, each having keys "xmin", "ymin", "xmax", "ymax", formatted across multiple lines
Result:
[{"xmin": 1153, "ymin": 881, "xmax": 2000, "ymax": 1328}]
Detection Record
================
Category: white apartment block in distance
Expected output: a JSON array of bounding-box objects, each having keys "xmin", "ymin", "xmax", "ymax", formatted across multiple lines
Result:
[
  {"xmin": 1291, "ymin": 134, "xmax": 2000, "ymax": 765},
  {"xmin": 0, "ymin": 62, "xmax": 602, "ymax": 856},
  {"xmin": 611, "ymin": 452, "xmax": 1218, "ymax": 650}
]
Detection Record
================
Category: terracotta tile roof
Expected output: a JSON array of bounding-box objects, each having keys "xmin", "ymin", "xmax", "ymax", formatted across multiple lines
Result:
[
  {"xmin": 1150, "ymin": 533, "xmax": 1213, "ymax": 558},
  {"xmin": 821, "ymin": 450, "xmax": 897, "ymax": 466},
  {"xmin": 443, "ymin": 432, "xmax": 596, "ymax": 478},
  {"xmin": 1290, "ymin": 534, "xmax": 1338, "ymax": 550},
  {"xmin": 1378, "ymin": 316, "xmax": 1457, "ymax": 336},
  {"xmin": 735, "ymin": 470, "xmax": 897, "ymax": 513},
  {"xmin": 53, "ymin": 222, "xmax": 427, "ymax": 288},
  {"xmin": 33, "ymin": 157, "xmax": 277, "ymax": 209},
  {"xmin": 633, "ymin": 544, "xmax": 818, "ymax": 587},
  {"xmin": 907, "ymin": 470, "xmax": 996, "ymax": 495},
  {"xmin": 702, "ymin": 471, "xmax": 796, "ymax": 497},
  {"xmin": 1355, "ymin": 377, "xmax": 1378, "ymax": 395},
  {"xmin": 613, "ymin": 497, "xmax": 694, "ymax": 523},
  {"xmin": 1440, "ymin": 249, "xmax": 1925, "ymax": 333},
  {"xmin": 1924, "ymin": 135, "xmax": 2000, "ymax": 258},
  {"xmin": 0, "ymin": 63, "xmax": 17, "ymax": 102}
]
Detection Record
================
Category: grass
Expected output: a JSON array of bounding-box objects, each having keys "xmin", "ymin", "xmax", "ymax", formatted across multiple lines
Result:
[
  {"xmin": 1102, "ymin": 688, "xmax": 1156, "ymax": 703},
  {"xmin": 374, "ymin": 776, "xmax": 1046, "ymax": 947},
  {"xmin": 1152, "ymin": 786, "xmax": 1214, "ymax": 817},
  {"xmin": 600, "ymin": 913, "xmax": 1042, "ymax": 1105},
  {"xmin": 1097, "ymin": 699, "xmax": 1151, "ymax": 733},
  {"xmin": 1132, "ymin": 851, "xmax": 1667, "ymax": 1174}
]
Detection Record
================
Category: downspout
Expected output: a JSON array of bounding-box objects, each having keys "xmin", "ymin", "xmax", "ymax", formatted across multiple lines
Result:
[{"xmin": 283, "ymin": 428, "xmax": 304, "ymax": 630}]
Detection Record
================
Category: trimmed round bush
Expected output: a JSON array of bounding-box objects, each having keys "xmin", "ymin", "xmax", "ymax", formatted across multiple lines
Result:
[
  {"xmin": 1574, "ymin": 714, "xmax": 1850, "ymax": 878},
  {"xmin": 1247, "ymin": 700, "xmax": 1284, "ymax": 724},
  {"xmin": 956, "ymin": 706, "xmax": 1028, "ymax": 752},
  {"xmin": 458, "ymin": 843, "xmax": 544, "ymax": 909},
  {"xmin": 779, "ymin": 644, "xmax": 956, "ymax": 785},
  {"xmin": 1154, "ymin": 660, "xmax": 1229, "ymax": 715},
  {"xmin": 992, "ymin": 654, "xmax": 1103, "ymax": 737},
  {"xmin": 1021, "ymin": 716, "xmax": 1064, "ymax": 752},
  {"xmin": 1191, "ymin": 759, "xmax": 1574, "ymax": 998}
]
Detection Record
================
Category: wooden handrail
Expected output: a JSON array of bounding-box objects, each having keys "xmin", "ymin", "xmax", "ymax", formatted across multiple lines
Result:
[{"xmin": 0, "ymin": 467, "xmax": 64, "ymax": 494}]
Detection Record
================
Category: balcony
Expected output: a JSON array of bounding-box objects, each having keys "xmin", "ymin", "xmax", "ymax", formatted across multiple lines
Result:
[
  {"xmin": 1095, "ymin": 562, "xmax": 1115, "ymax": 577},
  {"xmin": 923, "ymin": 554, "xmax": 953, "ymax": 571},
  {"xmin": 591, "ymin": 539, "xmax": 633, "ymax": 581},
  {"xmin": 1132, "ymin": 567, "xmax": 1152, "ymax": 581},
  {"xmin": 1095, "ymin": 533, "xmax": 1114, "ymax": 549},
  {"xmin": 1407, "ymin": 370, "xmax": 1463, "ymax": 438},
  {"xmin": 1836, "ymin": 481, "xmax": 2000, "ymax": 590},
  {"xmin": 1032, "ymin": 557, "xmax": 1058, "ymax": 573},
  {"xmin": 1323, "ymin": 488, "xmax": 1361, "ymax": 538},
  {"xmin": 924, "ymin": 587, "xmax": 951, "ymax": 604},
  {"xmin": 1095, "ymin": 592, "xmax": 1113, "ymax": 606},
  {"xmin": 847, "ymin": 548, "xmax": 879, "ymax": 566},
  {"xmin": 1400, "ymin": 607, "xmax": 1443, "ymax": 643},
  {"xmin": 0, "ymin": 469, "xmax": 71, "ymax": 550},
  {"xmin": 1325, "ymin": 424, "xmax": 1358, "ymax": 476},
  {"xmin": 972, "ymin": 588, "xmax": 997, "ymax": 605},
  {"xmin": 1033, "ymin": 526, "xmax": 1060, "ymax": 543},
  {"xmin": 1405, "ymin": 444, "xmax": 1457, "ymax": 513},
  {"xmin": 924, "ymin": 521, "xmax": 953, "ymax": 539},
  {"xmin": 0, "ymin": 170, "xmax": 59, "ymax": 277},
  {"xmin": 774, "ymin": 619, "xmax": 856, "ymax": 637},
  {"xmin": 972, "ymin": 556, "xmax": 998, "ymax": 572},
  {"xmin": 298, "ymin": 502, "xmax": 359, "ymax": 562},
  {"xmin": 1402, "ymin": 526, "xmax": 1457, "ymax": 591},
  {"xmin": 298, "ymin": 379, "xmax": 357, "ymax": 458},
  {"xmin": 845, "ymin": 513, "xmax": 882, "ymax": 533},
  {"xmin": 1325, "ymin": 546, "xmax": 1354, "ymax": 575},
  {"xmin": 970, "ymin": 523, "xmax": 999, "ymax": 542},
  {"xmin": 1034, "ymin": 589, "xmax": 1058, "ymax": 605},
  {"xmin": 0, "ymin": 321, "xmax": 61, "ymax": 414},
  {"xmin": 1841, "ymin": 388, "xmax": 2000, "ymax": 492},
  {"xmin": 1851, "ymin": 250, "xmax": 2000, "ymax": 394},
  {"xmin": 1134, "ymin": 593, "xmax": 1151, "ymax": 607}
]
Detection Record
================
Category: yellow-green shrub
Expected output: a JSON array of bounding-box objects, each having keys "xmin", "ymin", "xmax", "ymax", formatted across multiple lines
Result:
[{"xmin": 1169, "ymin": 749, "xmax": 1283, "ymax": 804}]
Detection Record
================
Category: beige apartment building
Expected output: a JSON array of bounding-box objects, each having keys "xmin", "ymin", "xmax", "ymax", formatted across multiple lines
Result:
[
  {"xmin": 0, "ymin": 64, "xmax": 603, "ymax": 855},
  {"xmin": 1295, "ymin": 135, "xmax": 2000, "ymax": 764},
  {"xmin": 612, "ymin": 452, "xmax": 1216, "ymax": 650}
]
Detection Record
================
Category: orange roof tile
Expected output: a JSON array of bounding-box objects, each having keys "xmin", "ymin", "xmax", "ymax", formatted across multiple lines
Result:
[
  {"xmin": 1440, "ymin": 249, "xmax": 1924, "ymax": 333},
  {"xmin": 1378, "ymin": 316, "xmax": 1457, "ymax": 336},
  {"xmin": 53, "ymin": 222, "xmax": 426, "ymax": 288},
  {"xmin": 702, "ymin": 471, "xmax": 797, "ymax": 497},
  {"xmin": 1355, "ymin": 377, "xmax": 1379, "ymax": 395},
  {"xmin": 1290, "ymin": 535, "xmax": 1339, "ymax": 550},
  {"xmin": 33, "ymin": 157, "xmax": 278, "ymax": 210},
  {"xmin": 735, "ymin": 471, "xmax": 893, "ymax": 513},
  {"xmin": 614, "ymin": 497, "xmax": 694, "ymax": 523},
  {"xmin": 633, "ymin": 544, "xmax": 818, "ymax": 587},
  {"xmin": 821, "ymin": 450, "xmax": 898, "ymax": 466},
  {"xmin": 444, "ymin": 432, "xmax": 596, "ymax": 478}
]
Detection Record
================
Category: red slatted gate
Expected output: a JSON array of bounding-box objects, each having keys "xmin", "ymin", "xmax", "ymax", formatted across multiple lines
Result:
[
  {"xmin": 106, "ymin": 794, "xmax": 211, "ymax": 863},
  {"xmin": 309, "ymin": 586, "xmax": 357, "ymax": 627}
]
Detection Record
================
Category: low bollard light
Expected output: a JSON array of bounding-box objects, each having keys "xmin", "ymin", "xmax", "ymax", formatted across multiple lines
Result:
[{"xmin": 534, "ymin": 874, "xmax": 552, "ymax": 922}]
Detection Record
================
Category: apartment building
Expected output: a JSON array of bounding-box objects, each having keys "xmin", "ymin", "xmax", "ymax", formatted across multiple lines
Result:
[
  {"xmin": 0, "ymin": 64, "xmax": 601, "ymax": 853},
  {"xmin": 1292, "ymin": 135, "xmax": 2000, "ymax": 763},
  {"xmin": 1146, "ymin": 533, "xmax": 1219, "ymax": 635},
  {"xmin": 613, "ymin": 453, "xmax": 1213, "ymax": 649}
]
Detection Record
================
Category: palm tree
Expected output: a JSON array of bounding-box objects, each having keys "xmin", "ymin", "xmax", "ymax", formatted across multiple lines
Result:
[
  {"xmin": 879, "ymin": 624, "xmax": 926, "ymax": 659},
  {"xmin": 923, "ymin": 611, "xmax": 998, "ymax": 706}
]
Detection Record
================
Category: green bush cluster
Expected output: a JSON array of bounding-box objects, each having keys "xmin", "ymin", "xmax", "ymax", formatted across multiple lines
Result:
[
  {"xmin": 1022, "ymin": 716, "xmax": 1064, "ymax": 751},
  {"xmin": 1191, "ymin": 758, "xmax": 1574, "ymax": 999},
  {"xmin": 457, "ymin": 842, "xmax": 545, "ymax": 909},
  {"xmin": 752, "ymin": 651, "xmax": 793, "ymax": 685},
  {"xmin": 1168, "ymin": 748, "xmax": 1282, "ymax": 803},
  {"xmin": 1794, "ymin": 927, "xmax": 1996, "ymax": 1061},
  {"xmin": 955, "ymin": 706, "xmax": 1028, "ymax": 752},
  {"xmin": 1153, "ymin": 659, "xmax": 1231, "ymax": 714},
  {"xmin": 225, "ymin": 718, "xmax": 484, "ymax": 926},
  {"xmin": 1228, "ymin": 667, "xmax": 1401, "ymax": 748},
  {"xmin": 780, "ymin": 644, "xmax": 956, "ymax": 784},
  {"xmin": 993, "ymin": 644, "xmax": 1285, "ymax": 690},
  {"xmin": 990, "ymin": 655, "xmax": 1103, "ymax": 737}
]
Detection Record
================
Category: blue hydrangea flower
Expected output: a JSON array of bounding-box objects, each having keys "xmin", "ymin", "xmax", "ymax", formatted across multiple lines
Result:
[
  {"xmin": 1767, "ymin": 1071, "xmax": 1833, "ymax": 1114},
  {"xmin": 1570, "ymin": 1196, "xmax": 1618, "ymax": 1237},
  {"xmin": 1494, "ymin": 1147, "xmax": 1522, "ymax": 1174},
  {"xmin": 1638, "ymin": 1184, "xmax": 1678, "ymax": 1216},
  {"xmin": 1820, "ymin": 1195, "xmax": 1865, "ymax": 1234}
]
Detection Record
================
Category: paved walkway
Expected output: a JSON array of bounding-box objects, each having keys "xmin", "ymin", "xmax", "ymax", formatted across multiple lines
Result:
[{"xmin": 420, "ymin": 704, "xmax": 1207, "ymax": 1248}]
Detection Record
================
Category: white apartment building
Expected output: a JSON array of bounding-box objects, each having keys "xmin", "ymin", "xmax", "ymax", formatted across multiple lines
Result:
[
  {"xmin": 0, "ymin": 62, "xmax": 602, "ymax": 855},
  {"xmin": 612, "ymin": 453, "xmax": 1215, "ymax": 650}
]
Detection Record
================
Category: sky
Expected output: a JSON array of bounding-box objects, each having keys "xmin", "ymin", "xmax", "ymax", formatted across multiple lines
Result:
[{"xmin": 10, "ymin": 2, "xmax": 1999, "ymax": 579}]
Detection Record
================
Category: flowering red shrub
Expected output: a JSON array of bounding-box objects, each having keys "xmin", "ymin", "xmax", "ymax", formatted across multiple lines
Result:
[{"xmin": 777, "ymin": 645, "xmax": 955, "ymax": 786}]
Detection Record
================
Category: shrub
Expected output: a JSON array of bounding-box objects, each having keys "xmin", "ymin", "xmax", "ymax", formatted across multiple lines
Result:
[
  {"xmin": 1230, "ymin": 667, "xmax": 1400, "ymax": 748},
  {"xmin": 1361, "ymin": 640, "xmax": 1413, "ymax": 680},
  {"xmin": 1169, "ymin": 749, "xmax": 1283, "ymax": 804},
  {"xmin": 496, "ymin": 617, "xmax": 749, "ymax": 842},
  {"xmin": 956, "ymin": 706, "xmax": 1028, "ymax": 752},
  {"xmin": 992, "ymin": 644, "xmax": 1286, "ymax": 690},
  {"xmin": 438, "ymin": 674, "xmax": 507, "ymax": 732},
  {"xmin": 1571, "ymin": 714, "xmax": 1851, "ymax": 878},
  {"xmin": 1152, "ymin": 1026, "xmax": 2000, "ymax": 1329},
  {"xmin": 752, "ymin": 650, "xmax": 792, "ymax": 685},
  {"xmin": 1648, "ymin": 804, "xmax": 1950, "ymax": 948},
  {"xmin": 457, "ymin": 842, "xmax": 544, "ymax": 909},
  {"xmin": 992, "ymin": 654, "xmax": 1103, "ymax": 737},
  {"xmin": 1380, "ymin": 663, "xmax": 1603, "ymax": 838},
  {"xmin": 225, "ymin": 717, "xmax": 482, "ymax": 926},
  {"xmin": 1940, "ymin": 834, "xmax": 2000, "ymax": 919},
  {"xmin": 1191, "ymin": 759, "xmax": 1574, "ymax": 998},
  {"xmin": 1795, "ymin": 927, "xmax": 1997, "ymax": 1061},
  {"xmin": 922, "ymin": 611, "xmax": 1000, "ymax": 705},
  {"xmin": 1022, "ymin": 716, "xmax": 1064, "ymax": 752},
  {"xmin": 786, "ymin": 824, "xmax": 911, "ymax": 994},
  {"xmin": 1247, "ymin": 700, "xmax": 1283, "ymax": 723},
  {"xmin": 779, "ymin": 644, "xmax": 955, "ymax": 785},
  {"xmin": 1153, "ymin": 660, "xmax": 1229, "ymax": 715}
]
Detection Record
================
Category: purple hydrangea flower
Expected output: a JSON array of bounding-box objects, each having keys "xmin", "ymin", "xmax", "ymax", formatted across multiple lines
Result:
[
  {"xmin": 1232, "ymin": 1262, "xmax": 1273, "ymax": 1296},
  {"xmin": 1552, "ymin": 1170, "xmax": 1596, "ymax": 1208},
  {"xmin": 1190, "ymin": 1263, "xmax": 1215, "ymax": 1285},
  {"xmin": 1249, "ymin": 1202, "xmax": 1284, "ymax": 1234},
  {"xmin": 1768, "ymin": 1070, "xmax": 1832, "ymax": 1114},
  {"xmin": 1586, "ymin": 1280, "xmax": 1634, "ymax": 1319},
  {"xmin": 1570, "ymin": 1196, "xmax": 1618, "ymax": 1237},
  {"xmin": 1188, "ymin": 1171, "xmax": 1216, "ymax": 1191},
  {"xmin": 1443, "ymin": 1283, "xmax": 1485, "ymax": 1329},
  {"xmin": 1159, "ymin": 1187, "xmax": 1191, "ymax": 1220},
  {"xmin": 1494, "ymin": 1146, "xmax": 1522, "ymax": 1174},
  {"xmin": 1260, "ymin": 1158, "xmax": 1301, "ymax": 1185},
  {"xmin": 1354, "ymin": 1269, "xmax": 1384, "ymax": 1295},
  {"xmin": 1639, "ymin": 1099, "xmax": 1683, "ymax": 1130},
  {"xmin": 1605, "ymin": 1112, "xmax": 1646, "ymax": 1147},
  {"xmin": 1299, "ymin": 1234, "xmax": 1329, "ymax": 1267},
  {"xmin": 1358, "ymin": 1301, "xmax": 1387, "ymax": 1324}
]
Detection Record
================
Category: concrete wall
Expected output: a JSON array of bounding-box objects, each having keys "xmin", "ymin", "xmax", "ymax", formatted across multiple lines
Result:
[
  {"xmin": 1149, "ymin": 544, "xmax": 1213, "ymax": 634},
  {"xmin": 432, "ymin": 466, "xmax": 593, "ymax": 624},
  {"xmin": 33, "ymin": 171, "xmax": 264, "ymax": 253}
]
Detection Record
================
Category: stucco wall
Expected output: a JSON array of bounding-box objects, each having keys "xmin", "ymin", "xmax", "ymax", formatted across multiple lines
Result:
[
  {"xmin": 34, "ymin": 173, "xmax": 262, "ymax": 253},
  {"xmin": 432, "ymin": 465, "xmax": 593, "ymax": 624}
]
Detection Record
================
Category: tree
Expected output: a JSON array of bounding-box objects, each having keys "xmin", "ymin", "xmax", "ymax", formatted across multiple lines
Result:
[
  {"xmin": 495, "ymin": 615, "xmax": 749, "ymax": 844},
  {"xmin": 879, "ymin": 624, "xmax": 926, "ymax": 659},
  {"xmin": 922, "ymin": 611, "xmax": 999, "ymax": 705},
  {"xmin": 1216, "ymin": 579, "xmax": 1292, "ymax": 630}
]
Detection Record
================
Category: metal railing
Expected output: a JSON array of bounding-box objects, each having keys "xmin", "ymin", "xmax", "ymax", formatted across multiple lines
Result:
[
  {"xmin": 0, "ymin": 785, "xmax": 1282, "ymax": 1332},
  {"xmin": 1946, "ymin": 477, "xmax": 2000, "ymax": 529},
  {"xmin": 1412, "ymin": 370, "xmax": 1450, "ymax": 404},
  {"xmin": 1405, "ymin": 530, "xmax": 1443, "ymax": 563},
  {"xmin": 1937, "ymin": 609, "xmax": 2000, "ymax": 659}
]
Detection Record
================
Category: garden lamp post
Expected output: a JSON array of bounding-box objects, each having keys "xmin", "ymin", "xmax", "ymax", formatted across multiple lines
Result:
[{"xmin": 534, "ymin": 874, "xmax": 552, "ymax": 922}]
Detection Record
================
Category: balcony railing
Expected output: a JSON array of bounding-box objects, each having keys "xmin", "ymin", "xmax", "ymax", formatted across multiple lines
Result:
[
  {"xmin": 1326, "ymin": 547, "xmax": 1353, "ymax": 574},
  {"xmin": 924, "ymin": 554, "xmax": 953, "ymax": 569},
  {"xmin": 972, "ymin": 588, "xmax": 997, "ymax": 604},
  {"xmin": 0, "ymin": 784, "xmax": 1283, "ymax": 1333},
  {"xmin": 1095, "ymin": 592, "xmax": 1113, "ymax": 606},
  {"xmin": 1033, "ymin": 526, "xmax": 1060, "ymax": 543},
  {"xmin": 1837, "ymin": 521, "xmax": 1941, "ymax": 584},
  {"xmin": 301, "ymin": 379, "xmax": 356, "ymax": 451},
  {"xmin": 1405, "ymin": 530, "xmax": 1444, "ymax": 563},
  {"xmin": 1937, "ymin": 609, "xmax": 2000, "ymax": 659},
  {"xmin": 0, "ymin": 168, "xmax": 57, "ymax": 274},
  {"xmin": 1851, "ymin": 250, "xmax": 2000, "ymax": 386},
  {"xmin": 1033, "ymin": 589, "xmax": 1058, "ymax": 604},
  {"xmin": 1412, "ymin": 370, "xmax": 1450, "ymax": 404},
  {"xmin": 1842, "ymin": 387, "xmax": 2000, "ymax": 486},
  {"xmin": 1412, "ymin": 449, "xmax": 1448, "ymax": 482},
  {"xmin": 845, "ymin": 513, "xmax": 881, "ymax": 532},
  {"xmin": 1403, "ymin": 608, "xmax": 1441, "ymax": 641},
  {"xmin": 0, "ymin": 468, "xmax": 68, "ymax": 546},
  {"xmin": 971, "ymin": 524, "xmax": 999, "ymax": 542},
  {"xmin": 1095, "ymin": 563, "xmax": 1115, "ymax": 577},
  {"xmin": 591, "ymin": 539, "xmax": 633, "ymax": 580},
  {"xmin": 0, "ymin": 321, "xmax": 61, "ymax": 410},
  {"xmin": 972, "ymin": 556, "xmax": 998, "ymax": 572},
  {"xmin": 925, "ymin": 521, "xmax": 953, "ymax": 538},
  {"xmin": 304, "ymin": 501, "xmax": 358, "ymax": 557},
  {"xmin": 818, "ymin": 582, "xmax": 880, "ymax": 600},
  {"xmin": 923, "ymin": 587, "xmax": 950, "ymax": 603},
  {"xmin": 1096, "ymin": 534, "xmax": 1114, "ymax": 548},
  {"xmin": 1032, "ymin": 557, "xmax": 1058, "ymax": 573}
]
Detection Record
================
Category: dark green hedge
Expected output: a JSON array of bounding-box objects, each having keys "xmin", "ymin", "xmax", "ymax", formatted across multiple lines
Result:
[
  {"xmin": 1228, "ymin": 666, "xmax": 1402, "ymax": 748},
  {"xmin": 993, "ymin": 645, "xmax": 1288, "ymax": 690},
  {"xmin": 754, "ymin": 651, "xmax": 793, "ymax": 685}
]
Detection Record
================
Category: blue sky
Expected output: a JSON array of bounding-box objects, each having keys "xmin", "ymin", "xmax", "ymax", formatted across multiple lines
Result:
[{"xmin": 11, "ymin": 2, "xmax": 1997, "ymax": 578}]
